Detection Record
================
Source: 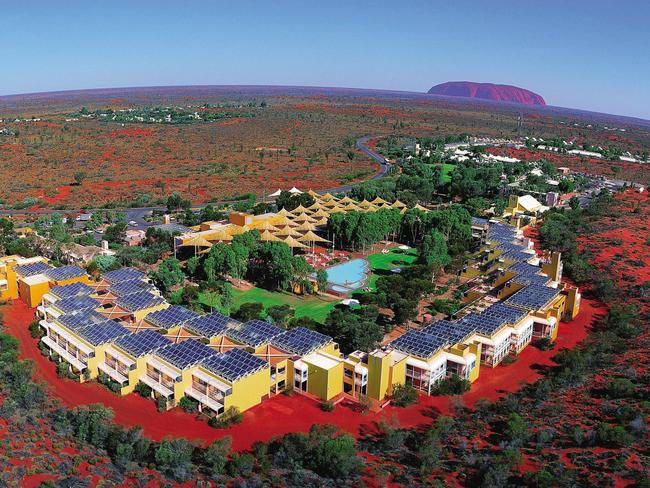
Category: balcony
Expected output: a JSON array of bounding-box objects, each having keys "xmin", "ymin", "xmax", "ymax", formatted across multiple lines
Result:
[
  {"xmin": 184, "ymin": 387, "xmax": 224, "ymax": 414},
  {"xmin": 98, "ymin": 362, "xmax": 128, "ymax": 384},
  {"xmin": 42, "ymin": 336, "xmax": 87, "ymax": 372},
  {"xmin": 140, "ymin": 374, "xmax": 174, "ymax": 398}
]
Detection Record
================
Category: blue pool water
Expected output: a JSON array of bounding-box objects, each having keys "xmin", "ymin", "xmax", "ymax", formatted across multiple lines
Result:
[{"xmin": 324, "ymin": 258, "xmax": 370, "ymax": 293}]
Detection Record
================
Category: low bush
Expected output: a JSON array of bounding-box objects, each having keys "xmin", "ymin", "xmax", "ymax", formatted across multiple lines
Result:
[
  {"xmin": 431, "ymin": 375, "xmax": 471, "ymax": 396},
  {"xmin": 208, "ymin": 407, "xmax": 243, "ymax": 428},
  {"xmin": 135, "ymin": 382, "xmax": 152, "ymax": 398},
  {"xmin": 534, "ymin": 337, "xmax": 555, "ymax": 351},
  {"xmin": 320, "ymin": 401, "xmax": 335, "ymax": 412},
  {"xmin": 391, "ymin": 384, "xmax": 419, "ymax": 407}
]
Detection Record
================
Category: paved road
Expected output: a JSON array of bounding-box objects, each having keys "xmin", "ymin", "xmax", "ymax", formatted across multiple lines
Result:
[{"xmin": 0, "ymin": 136, "xmax": 391, "ymax": 231}]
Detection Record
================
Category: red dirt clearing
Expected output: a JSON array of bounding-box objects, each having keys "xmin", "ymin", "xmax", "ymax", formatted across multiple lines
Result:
[{"xmin": 2, "ymin": 296, "xmax": 601, "ymax": 451}]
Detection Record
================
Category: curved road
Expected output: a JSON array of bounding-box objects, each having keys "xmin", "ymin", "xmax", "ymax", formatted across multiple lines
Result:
[{"xmin": 0, "ymin": 136, "xmax": 391, "ymax": 231}]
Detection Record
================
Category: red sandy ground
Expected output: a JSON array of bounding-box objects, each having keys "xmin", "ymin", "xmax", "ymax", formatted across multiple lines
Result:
[{"xmin": 2, "ymin": 293, "xmax": 601, "ymax": 452}]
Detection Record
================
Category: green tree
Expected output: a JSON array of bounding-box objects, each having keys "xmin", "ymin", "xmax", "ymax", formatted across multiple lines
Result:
[
  {"xmin": 420, "ymin": 229, "xmax": 451, "ymax": 280},
  {"xmin": 151, "ymin": 258, "xmax": 184, "ymax": 292}
]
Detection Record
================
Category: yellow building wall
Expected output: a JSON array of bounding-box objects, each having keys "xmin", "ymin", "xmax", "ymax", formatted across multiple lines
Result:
[
  {"xmin": 563, "ymin": 288, "xmax": 581, "ymax": 320},
  {"xmin": 223, "ymin": 366, "xmax": 270, "ymax": 413},
  {"xmin": 19, "ymin": 279, "xmax": 51, "ymax": 308},
  {"xmin": 467, "ymin": 343, "xmax": 482, "ymax": 383},
  {"xmin": 121, "ymin": 354, "xmax": 147, "ymax": 395},
  {"xmin": 366, "ymin": 352, "xmax": 390, "ymax": 401},
  {"xmin": 0, "ymin": 266, "xmax": 18, "ymax": 301},
  {"xmin": 133, "ymin": 302, "xmax": 169, "ymax": 323},
  {"xmin": 174, "ymin": 368, "xmax": 194, "ymax": 406},
  {"xmin": 320, "ymin": 342, "xmax": 341, "ymax": 358},
  {"xmin": 306, "ymin": 361, "xmax": 343, "ymax": 401},
  {"xmin": 52, "ymin": 275, "xmax": 92, "ymax": 287},
  {"xmin": 389, "ymin": 355, "xmax": 407, "ymax": 393},
  {"xmin": 271, "ymin": 358, "xmax": 288, "ymax": 391}
]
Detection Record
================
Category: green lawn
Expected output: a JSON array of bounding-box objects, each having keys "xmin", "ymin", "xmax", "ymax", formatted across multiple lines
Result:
[
  {"xmin": 199, "ymin": 287, "xmax": 339, "ymax": 324},
  {"xmin": 356, "ymin": 247, "xmax": 419, "ymax": 293},
  {"xmin": 440, "ymin": 163, "xmax": 456, "ymax": 184}
]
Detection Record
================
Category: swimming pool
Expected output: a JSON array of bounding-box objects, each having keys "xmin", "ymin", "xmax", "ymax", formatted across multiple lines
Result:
[{"xmin": 324, "ymin": 258, "xmax": 370, "ymax": 293}]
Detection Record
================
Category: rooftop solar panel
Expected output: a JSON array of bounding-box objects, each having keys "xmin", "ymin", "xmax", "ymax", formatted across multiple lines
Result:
[
  {"xmin": 101, "ymin": 268, "xmax": 146, "ymax": 284},
  {"xmin": 201, "ymin": 348, "xmax": 267, "ymax": 382},
  {"xmin": 185, "ymin": 313, "xmax": 240, "ymax": 338},
  {"xmin": 506, "ymin": 284, "xmax": 560, "ymax": 310},
  {"xmin": 44, "ymin": 265, "xmax": 86, "ymax": 282},
  {"xmin": 77, "ymin": 321, "xmax": 130, "ymax": 346},
  {"xmin": 145, "ymin": 305, "xmax": 198, "ymax": 329},
  {"xmin": 15, "ymin": 262, "xmax": 51, "ymax": 277},
  {"xmin": 114, "ymin": 330, "xmax": 171, "ymax": 357},
  {"xmin": 50, "ymin": 282, "xmax": 94, "ymax": 299},
  {"xmin": 156, "ymin": 339, "xmax": 217, "ymax": 370},
  {"xmin": 272, "ymin": 327, "xmax": 332, "ymax": 356},
  {"xmin": 461, "ymin": 312, "xmax": 510, "ymax": 336},
  {"xmin": 108, "ymin": 279, "xmax": 154, "ymax": 297},
  {"xmin": 227, "ymin": 319, "xmax": 285, "ymax": 347},
  {"xmin": 58, "ymin": 310, "xmax": 111, "ymax": 331},
  {"xmin": 389, "ymin": 329, "xmax": 448, "ymax": 358},
  {"xmin": 54, "ymin": 295, "xmax": 100, "ymax": 314},
  {"xmin": 421, "ymin": 320, "xmax": 477, "ymax": 344},
  {"xmin": 116, "ymin": 291, "xmax": 166, "ymax": 312}
]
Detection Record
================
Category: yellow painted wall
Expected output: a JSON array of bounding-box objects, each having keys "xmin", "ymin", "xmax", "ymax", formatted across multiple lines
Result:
[
  {"xmin": 388, "ymin": 355, "xmax": 407, "ymax": 394},
  {"xmin": 223, "ymin": 366, "xmax": 270, "ymax": 413},
  {"xmin": 133, "ymin": 302, "xmax": 169, "ymax": 322},
  {"xmin": 19, "ymin": 279, "xmax": 51, "ymax": 308},
  {"xmin": 366, "ymin": 352, "xmax": 390, "ymax": 401},
  {"xmin": 467, "ymin": 343, "xmax": 482, "ymax": 383},
  {"xmin": 120, "ymin": 354, "xmax": 147, "ymax": 395},
  {"xmin": 306, "ymin": 360, "xmax": 343, "ymax": 401},
  {"xmin": 0, "ymin": 265, "xmax": 18, "ymax": 301}
]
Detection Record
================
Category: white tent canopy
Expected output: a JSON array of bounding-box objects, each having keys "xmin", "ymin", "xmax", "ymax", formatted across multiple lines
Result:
[
  {"xmin": 268, "ymin": 189, "xmax": 283, "ymax": 197},
  {"xmin": 289, "ymin": 187, "xmax": 303, "ymax": 194}
]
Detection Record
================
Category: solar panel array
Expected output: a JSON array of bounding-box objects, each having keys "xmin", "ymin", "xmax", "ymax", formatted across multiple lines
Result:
[
  {"xmin": 389, "ymin": 329, "xmax": 448, "ymax": 358},
  {"xmin": 506, "ymin": 284, "xmax": 560, "ymax": 310},
  {"xmin": 482, "ymin": 302, "xmax": 529, "ymax": 324},
  {"xmin": 156, "ymin": 339, "xmax": 217, "ymax": 370},
  {"xmin": 50, "ymin": 282, "xmax": 94, "ymax": 299},
  {"xmin": 227, "ymin": 319, "xmax": 284, "ymax": 347},
  {"xmin": 44, "ymin": 265, "xmax": 86, "ymax": 281},
  {"xmin": 185, "ymin": 313, "xmax": 240, "ymax": 338},
  {"xmin": 58, "ymin": 310, "xmax": 110, "ymax": 331},
  {"xmin": 15, "ymin": 262, "xmax": 51, "ymax": 277},
  {"xmin": 422, "ymin": 319, "xmax": 477, "ymax": 344},
  {"xmin": 114, "ymin": 330, "xmax": 171, "ymax": 357},
  {"xmin": 460, "ymin": 312, "xmax": 511, "ymax": 336},
  {"xmin": 201, "ymin": 348, "xmax": 267, "ymax": 382},
  {"xmin": 472, "ymin": 217, "xmax": 489, "ymax": 226},
  {"xmin": 272, "ymin": 327, "xmax": 332, "ymax": 355},
  {"xmin": 102, "ymin": 268, "xmax": 146, "ymax": 284},
  {"xmin": 55, "ymin": 295, "xmax": 100, "ymax": 313},
  {"xmin": 117, "ymin": 291, "xmax": 165, "ymax": 312},
  {"xmin": 145, "ymin": 305, "xmax": 198, "ymax": 329},
  {"xmin": 77, "ymin": 321, "xmax": 130, "ymax": 346},
  {"xmin": 108, "ymin": 279, "xmax": 153, "ymax": 297}
]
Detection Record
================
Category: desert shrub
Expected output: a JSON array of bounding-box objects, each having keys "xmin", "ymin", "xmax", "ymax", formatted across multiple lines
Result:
[
  {"xmin": 320, "ymin": 401, "xmax": 335, "ymax": 412},
  {"xmin": 431, "ymin": 375, "xmax": 471, "ymax": 395},
  {"xmin": 134, "ymin": 382, "xmax": 152, "ymax": 398},
  {"xmin": 391, "ymin": 384, "xmax": 419, "ymax": 407},
  {"xmin": 28, "ymin": 319, "xmax": 43, "ymax": 339},
  {"xmin": 178, "ymin": 396, "xmax": 198, "ymax": 413},
  {"xmin": 156, "ymin": 396, "xmax": 169, "ymax": 412},
  {"xmin": 605, "ymin": 378, "xmax": 636, "ymax": 398},
  {"xmin": 208, "ymin": 406, "xmax": 243, "ymax": 428},
  {"xmin": 595, "ymin": 423, "xmax": 633, "ymax": 447},
  {"xmin": 534, "ymin": 337, "xmax": 555, "ymax": 351}
]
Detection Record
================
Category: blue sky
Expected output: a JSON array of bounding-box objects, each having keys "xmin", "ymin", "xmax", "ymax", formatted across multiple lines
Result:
[{"xmin": 2, "ymin": 1, "xmax": 649, "ymax": 119}]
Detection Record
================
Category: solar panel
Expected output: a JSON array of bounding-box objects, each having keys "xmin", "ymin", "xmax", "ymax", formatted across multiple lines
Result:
[
  {"xmin": 54, "ymin": 295, "xmax": 100, "ymax": 314},
  {"xmin": 461, "ymin": 312, "xmax": 510, "ymax": 336},
  {"xmin": 101, "ymin": 268, "xmax": 146, "ymax": 284},
  {"xmin": 421, "ymin": 320, "xmax": 477, "ymax": 344},
  {"xmin": 201, "ymin": 348, "xmax": 267, "ymax": 382},
  {"xmin": 15, "ymin": 262, "xmax": 51, "ymax": 277},
  {"xmin": 114, "ymin": 330, "xmax": 171, "ymax": 357},
  {"xmin": 58, "ymin": 310, "xmax": 111, "ymax": 331},
  {"xmin": 116, "ymin": 291, "xmax": 166, "ymax": 312},
  {"xmin": 145, "ymin": 305, "xmax": 198, "ymax": 329},
  {"xmin": 506, "ymin": 284, "xmax": 560, "ymax": 310},
  {"xmin": 272, "ymin": 327, "xmax": 332, "ymax": 356},
  {"xmin": 108, "ymin": 279, "xmax": 154, "ymax": 297},
  {"xmin": 50, "ymin": 282, "xmax": 94, "ymax": 299},
  {"xmin": 389, "ymin": 329, "xmax": 448, "ymax": 358},
  {"xmin": 44, "ymin": 265, "xmax": 86, "ymax": 282},
  {"xmin": 185, "ymin": 313, "xmax": 240, "ymax": 338},
  {"xmin": 77, "ymin": 321, "xmax": 130, "ymax": 346},
  {"xmin": 156, "ymin": 339, "xmax": 217, "ymax": 370},
  {"xmin": 226, "ymin": 319, "xmax": 285, "ymax": 347}
]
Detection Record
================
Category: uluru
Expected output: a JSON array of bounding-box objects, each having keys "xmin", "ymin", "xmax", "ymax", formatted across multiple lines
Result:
[{"xmin": 428, "ymin": 81, "xmax": 546, "ymax": 106}]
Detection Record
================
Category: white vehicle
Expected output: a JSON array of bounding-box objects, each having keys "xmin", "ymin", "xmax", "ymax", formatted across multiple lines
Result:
[{"xmin": 129, "ymin": 221, "xmax": 137, "ymax": 226}]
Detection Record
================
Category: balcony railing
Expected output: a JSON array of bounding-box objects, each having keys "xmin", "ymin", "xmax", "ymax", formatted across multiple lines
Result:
[
  {"xmin": 98, "ymin": 362, "xmax": 128, "ymax": 384},
  {"xmin": 184, "ymin": 387, "xmax": 224, "ymax": 414},
  {"xmin": 42, "ymin": 336, "xmax": 87, "ymax": 372}
]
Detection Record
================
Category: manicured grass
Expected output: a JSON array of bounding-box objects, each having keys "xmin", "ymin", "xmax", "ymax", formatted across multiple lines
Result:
[
  {"xmin": 356, "ymin": 247, "xmax": 419, "ymax": 293},
  {"xmin": 200, "ymin": 287, "xmax": 339, "ymax": 324},
  {"xmin": 440, "ymin": 163, "xmax": 456, "ymax": 184}
]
